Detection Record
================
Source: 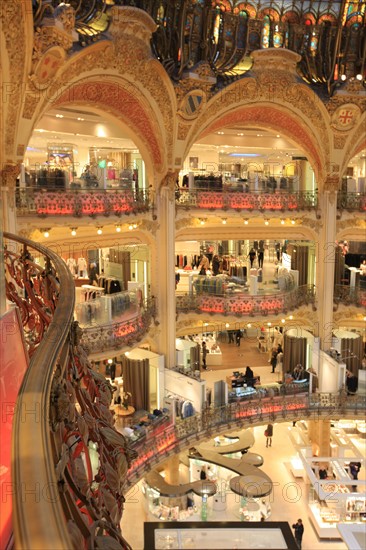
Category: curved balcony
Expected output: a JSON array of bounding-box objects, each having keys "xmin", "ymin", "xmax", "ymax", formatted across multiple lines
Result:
[
  {"xmin": 176, "ymin": 189, "xmax": 317, "ymax": 212},
  {"xmin": 4, "ymin": 233, "xmax": 137, "ymax": 549},
  {"xmin": 334, "ymin": 284, "xmax": 366, "ymax": 309},
  {"xmin": 176, "ymin": 284, "xmax": 316, "ymax": 317},
  {"xmin": 126, "ymin": 390, "xmax": 366, "ymax": 486},
  {"xmin": 337, "ymin": 192, "xmax": 366, "ymax": 212},
  {"xmin": 80, "ymin": 297, "xmax": 156, "ymax": 355},
  {"xmin": 15, "ymin": 187, "xmax": 151, "ymax": 218}
]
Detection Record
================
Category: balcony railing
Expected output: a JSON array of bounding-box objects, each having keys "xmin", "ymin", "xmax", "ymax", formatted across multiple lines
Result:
[
  {"xmin": 334, "ymin": 284, "xmax": 366, "ymax": 308},
  {"xmin": 81, "ymin": 297, "xmax": 156, "ymax": 354},
  {"xmin": 15, "ymin": 187, "xmax": 151, "ymax": 218},
  {"xmin": 337, "ymin": 192, "xmax": 366, "ymax": 211},
  {"xmin": 176, "ymin": 189, "xmax": 317, "ymax": 212},
  {"xmin": 176, "ymin": 284, "xmax": 316, "ymax": 317},
  {"xmin": 126, "ymin": 390, "xmax": 366, "ymax": 485},
  {"xmin": 4, "ymin": 233, "xmax": 137, "ymax": 549}
]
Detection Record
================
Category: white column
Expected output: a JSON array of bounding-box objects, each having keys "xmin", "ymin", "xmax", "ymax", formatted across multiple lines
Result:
[
  {"xmin": 316, "ymin": 183, "xmax": 338, "ymax": 346},
  {"xmin": 155, "ymin": 173, "xmax": 177, "ymax": 368}
]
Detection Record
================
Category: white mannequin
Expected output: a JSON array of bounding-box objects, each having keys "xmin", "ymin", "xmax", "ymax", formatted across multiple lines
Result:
[{"xmin": 77, "ymin": 257, "xmax": 88, "ymax": 276}]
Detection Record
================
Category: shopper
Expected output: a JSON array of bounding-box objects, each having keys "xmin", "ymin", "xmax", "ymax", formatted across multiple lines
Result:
[
  {"xmin": 248, "ymin": 248, "xmax": 256, "ymax": 268},
  {"xmin": 292, "ymin": 519, "xmax": 304, "ymax": 549},
  {"xmin": 258, "ymin": 249, "xmax": 264, "ymax": 269},
  {"xmin": 212, "ymin": 254, "xmax": 220, "ymax": 276},
  {"xmin": 245, "ymin": 366, "xmax": 254, "ymax": 386},
  {"xmin": 235, "ymin": 330, "xmax": 242, "ymax": 347},
  {"xmin": 349, "ymin": 462, "xmax": 361, "ymax": 491},
  {"xmin": 270, "ymin": 349, "xmax": 278, "ymax": 373},
  {"xmin": 265, "ymin": 423, "xmax": 273, "ymax": 447},
  {"xmin": 201, "ymin": 341, "xmax": 208, "ymax": 370},
  {"xmin": 228, "ymin": 330, "xmax": 235, "ymax": 344}
]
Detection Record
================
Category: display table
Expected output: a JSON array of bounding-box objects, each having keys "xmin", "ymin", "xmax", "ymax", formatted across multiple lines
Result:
[
  {"xmin": 308, "ymin": 503, "xmax": 341, "ymax": 539},
  {"xmin": 113, "ymin": 405, "xmax": 135, "ymax": 416}
]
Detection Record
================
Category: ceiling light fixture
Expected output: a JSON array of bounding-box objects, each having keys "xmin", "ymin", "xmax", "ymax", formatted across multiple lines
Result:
[
  {"xmin": 116, "ymin": 225, "xmax": 121, "ymax": 232},
  {"xmin": 276, "ymin": 134, "xmax": 280, "ymax": 138},
  {"xmin": 289, "ymin": 315, "xmax": 293, "ymax": 320},
  {"xmin": 356, "ymin": 74, "xmax": 363, "ymax": 81},
  {"xmin": 199, "ymin": 218, "xmax": 205, "ymax": 225},
  {"xmin": 244, "ymin": 219, "xmax": 249, "ymax": 225},
  {"xmin": 281, "ymin": 219, "xmax": 285, "ymax": 225},
  {"xmin": 71, "ymin": 228, "xmax": 77, "ymax": 236},
  {"xmin": 264, "ymin": 220, "xmax": 269, "ymax": 225},
  {"xmin": 55, "ymin": 114, "xmax": 64, "ymax": 118},
  {"xmin": 222, "ymin": 218, "xmax": 227, "ymax": 225},
  {"xmin": 128, "ymin": 224, "xmax": 134, "ymax": 230},
  {"xmin": 340, "ymin": 74, "xmax": 347, "ymax": 81},
  {"xmin": 281, "ymin": 319, "xmax": 286, "ymax": 324},
  {"xmin": 133, "ymin": 223, "xmax": 138, "ymax": 229},
  {"xmin": 42, "ymin": 228, "xmax": 50, "ymax": 238},
  {"xmin": 291, "ymin": 219, "xmax": 296, "ymax": 225},
  {"xmin": 97, "ymin": 227, "xmax": 103, "ymax": 235}
]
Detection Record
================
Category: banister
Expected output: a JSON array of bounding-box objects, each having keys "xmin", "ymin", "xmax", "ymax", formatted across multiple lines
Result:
[{"xmin": 4, "ymin": 232, "xmax": 75, "ymax": 549}]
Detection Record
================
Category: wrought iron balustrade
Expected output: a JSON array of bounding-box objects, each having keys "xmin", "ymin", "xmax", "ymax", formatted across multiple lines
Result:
[
  {"xmin": 4, "ymin": 233, "xmax": 137, "ymax": 550},
  {"xmin": 334, "ymin": 284, "xmax": 366, "ymax": 308},
  {"xmin": 15, "ymin": 187, "xmax": 151, "ymax": 218},
  {"xmin": 126, "ymin": 390, "xmax": 366, "ymax": 485},
  {"xmin": 176, "ymin": 189, "xmax": 318, "ymax": 211},
  {"xmin": 176, "ymin": 284, "xmax": 316, "ymax": 316},
  {"xmin": 81, "ymin": 297, "xmax": 156, "ymax": 354},
  {"xmin": 337, "ymin": 192, "xmax": 366, "ymax": 211}
]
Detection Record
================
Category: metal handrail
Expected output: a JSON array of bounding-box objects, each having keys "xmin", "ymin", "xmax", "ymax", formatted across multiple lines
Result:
[
  {"xmin": 15, "ymin": 187, "xmax": 151, "ymax": 217},
  {"xmin": 126, "ymin": 390, "xmax": 366, "ymax": 485},
  {"xmin": 4, "ymin": 233, "xmax": 136, "ymax": 549},
  {"xmin": 176, "ymin": 284, "xmax": 316, "ymax": 316},
  {"xmin": 176, "ymin": 189, "xmax": 318, "ymax": 211},
  {"xmin": 4, "ymin": 232, "xmax": 75, "ymax": 549},
  {"xmin": 334, "ymin": 284, "xmax": 366, "ymax": 308},
  {"xmin": 337, "ymin": 192, "xmax": 366, "ymax": 211}
]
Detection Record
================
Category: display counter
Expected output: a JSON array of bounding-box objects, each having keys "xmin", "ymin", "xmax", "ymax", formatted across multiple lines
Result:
[
  {"xmin": 193, "ymin": 335, "xmax": 222, "ymax": 366},
  {"xmin": 309, "ymin": 502, "xmax": 341, "ymax": 539}
]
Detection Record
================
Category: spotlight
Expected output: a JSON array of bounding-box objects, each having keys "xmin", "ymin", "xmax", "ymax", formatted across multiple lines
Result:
[
  {"xmin": 281, "ymin": 319, "xmax": 286, "ymax": 324},
  {"xmin": 116, "ymin": 225, "xmax": 121, "ymax": 232},
  {"xmin": 291, "ymin": 219, "xmax": 296, "ymax": 225},
  {"xmin": 42, "ymin": 229, "xmax": 50, "ymax": 238},
  {"xmin": 97, "ymin": 227, "xmax": 103, "ymax": 235},
  {"xmin": 340, "ymin": 74, "xmax": 347, "ymax": 81},
  {"xmin": 128, "ymin": 224, "xmax": 133, "ymax": 230},
  {"xmin": 267, "ymin": 322, "xmax": 272, "ymax": 326},
  {"xmin": 244, "ymin": 219, "xmax": 249, "ymax": 225},
  {"xmin": 225, "ymin": 323, "xmax": 230, "ymax": 328},
  {"xmin": 71, "ymin": 228, "xmax": 77, "ymax": 236},
  {"xmin": 264, "ymin": 220, "xmax": 269, "ymax": 226},
  {"xmin": 356, "ymin": 74, "xmax": 363, "ymax": 81},
  {"xmin": 107, "ymin": 359, "xmax": 113, "ymax": 364},
  {"xmin": 289, "ymin": 315, "xmax": 293, "ymax": 320},
  {"xmin": 247, "ymin": 323, "xmax": 251, "ymax": 328},
  {"xmin": 133, "ymin": 223, "xmax": 138, "ymax": 229},
  {"xmin": 199, "ymin": 218, "xmax": 205, "ymax": 225},
  {"xmin": 222, "ymin": 218, "xmax": 227, "ymax": 225},
  {"xmin": 281, "ymin": 219, "xmax": 285, "ymax": 225}
]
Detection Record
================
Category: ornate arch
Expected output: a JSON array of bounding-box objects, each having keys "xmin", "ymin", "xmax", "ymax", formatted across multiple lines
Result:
[
  {"xmin": 51, "ymin": 78, "xmax": 164, "ymax": 177},
  {"xmin": 184, "ymin": 50, "xmax": 330, "ymax": 186},
  {"xmin": 340, "ymin": 116, "xmax": 366, "ymax": 176}
]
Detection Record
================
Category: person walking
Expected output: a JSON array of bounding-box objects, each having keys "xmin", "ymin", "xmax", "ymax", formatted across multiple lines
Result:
[
  {"xmin": 235, "ymin": 330, "xmax": 242, "ymax": 347},
  {"xmin": 248, "ymin": 248, "xmax": 256, "ymax": 268},
  {"xmin": 265, "ymin": 423, "xmax": 273, "ymax": 447},
  {"xmin": 270, "ymin": 349, "xmax": 278, "ymax": 373},
  {"xmin": 292, "ymin": 519, "xmax": 304, "ymax": 549},
  {"xmin": 201, "ymin": 341, "xmax": 208, "ymax": 370},
  {"xmin": 228, "ymin": 330, "xmax": 234, "ymax": 344}
]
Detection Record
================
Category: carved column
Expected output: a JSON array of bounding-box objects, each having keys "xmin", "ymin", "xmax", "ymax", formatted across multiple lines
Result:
[
  {"xmin": 154, "ymin": 171, "xmax": 178, "ymax": 368},
  {"xmin": 308, "ymin": 419, "xmax": 331, "ymax": 457},
  {"xmin": 316, "ymin": 177, "xmax": 338, "ymax": 346},
  {"xmin": 1, "ymin": 162, "xmax": 19, "ymax": 233}
]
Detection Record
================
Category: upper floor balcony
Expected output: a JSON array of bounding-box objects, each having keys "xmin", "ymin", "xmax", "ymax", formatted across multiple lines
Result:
[
  {"xmin": 15, "ymin": 187, "xmax": 151, "ymax": 218},
  {"xmin": 337, "ymin": 192, "xmax": 366, "ymax": 212},
  {"xmin": 176, "ymin": 188, "xmax": 317, "ymax": 213}
]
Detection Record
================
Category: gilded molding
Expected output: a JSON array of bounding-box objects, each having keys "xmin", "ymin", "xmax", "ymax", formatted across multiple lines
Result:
[{"xmin": 337, "ymin": 218, "xmax": 366, "ymax": 231}]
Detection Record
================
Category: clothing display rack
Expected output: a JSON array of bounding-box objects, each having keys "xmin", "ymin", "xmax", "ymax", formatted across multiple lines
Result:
[{"xmin": 97, "ymin": 274, "xmax": 123, "ymax": 294}]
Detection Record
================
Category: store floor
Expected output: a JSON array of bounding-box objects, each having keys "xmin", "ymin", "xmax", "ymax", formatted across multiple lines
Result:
[
  {"xmin": 121, "ymin": 342, "xmax": 364, "ymax": 550},
  {"xmin": 121, "ymin": 420, "xmax": 352, "ymax": 550}
]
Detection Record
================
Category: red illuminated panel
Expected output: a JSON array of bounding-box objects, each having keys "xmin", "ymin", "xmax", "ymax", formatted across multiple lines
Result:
[{"xmin": 0, "ymin": 309, "xmax": 29, "ymax": 549}]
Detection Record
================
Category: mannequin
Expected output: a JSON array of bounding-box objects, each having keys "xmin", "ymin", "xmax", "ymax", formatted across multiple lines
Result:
[
  {"xmin": 66, "ymin": 256, "xmax": 77, "ymax": 275},
  {"xmin": 77, "ymin": 257, "xmax": 88, "ymax": 277}
]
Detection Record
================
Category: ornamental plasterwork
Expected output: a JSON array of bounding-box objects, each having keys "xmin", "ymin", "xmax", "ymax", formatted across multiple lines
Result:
[
  {"xmin": 342, "ymin": 121, "xmax": 366, "ymax": 171},
  {"xmin": 333, "ymin": 134, "xmax": 348, "ymax": 150},
  {"xmin": 138, "ymin": 219, "xmax": 159, "ymax": 236},
  {"xmin": 1, "ymin": 163, "xmax": 20, "ymax": 189},
  {"xmin": 337, "ymin": 218, "xmax": 366, "ymax": 232},
  {"xmin": 330, "ymin": 103, "xmax": 361, "ymax": 132},
  {"xmin": 1, "ymin": 1, "xmax": 27, "ymax": 157},
  {"xmin": 188, "ymin": 72, "xmax": 329, "ymax": 173},
  {"xmin": 177, "ymin": 123, "xmax": 191, "ymax": 141},
  {"xmin": 334, "ymin": 308, "xmax": 365, "ymax": 325},
  {"xmin": 175, "ymin": 217, "xmax": 196, "ymax": 231},
  {"xmin": 327, "ymin": 81, "xmax": 366, "ymax": 116},
  {"xmin": 297, "ymin": 217, "xmax": 322, "ymax": 233}
]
